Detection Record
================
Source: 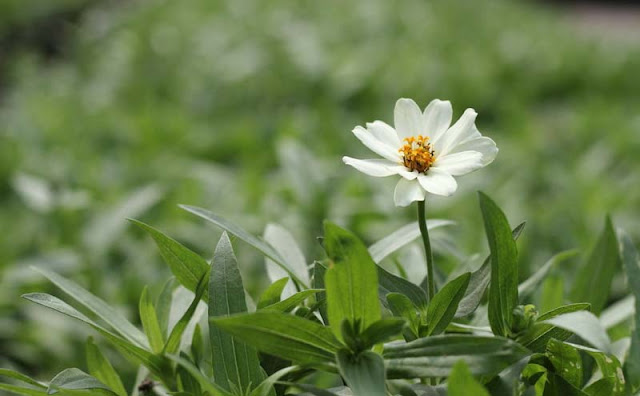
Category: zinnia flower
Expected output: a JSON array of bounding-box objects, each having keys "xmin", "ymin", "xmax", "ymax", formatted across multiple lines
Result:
[{"xmin": 343, "ymin": 98, "xmax": 498, "ymax": 206}]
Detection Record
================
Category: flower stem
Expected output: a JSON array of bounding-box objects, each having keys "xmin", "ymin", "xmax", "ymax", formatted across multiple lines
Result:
[{"xmin": 417, "ymin": 200, "xmax": 435, "ymax": 301}]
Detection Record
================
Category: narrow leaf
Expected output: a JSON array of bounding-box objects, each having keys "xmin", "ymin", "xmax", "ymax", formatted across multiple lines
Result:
[
  {"xmin": 48, "ymin": 368, "xmax": 117, "ymax": 395},
  {"xmin": 179, "ymin": 205, "xmax": 308, "ymax": 288},
  {"xmin": 368, "ymin": 220, "xmax": 455, "ymax": 263},
  {"xmin": 261, "ymin": 289, "xmax": 321, "ymax": 313},
  {"xmin": 542, "ymin": 311, "xmax": 612, "ymax": 353},
  {"xmin": 359, "ymin": 318, "xmax": 406, "ymax": 348},
  {"xmin": 323, "ymin": 221, "xmax": 381, "ymax": 341},
  {"xmin": 517, "ymin": 303, "xmax": 591, "ymax": 352},
  {"xmin": 164, "ymin": 272, "xmax": 208, "ymax": 354},
  {"xmin": 264, "ymin": 223, "xmax": 310, "ymax": 296},
  {"xmin": 209, "ymin": 232, "xmax": 265, "ymax": 393},
  {"xmin": 518, "ymin": 249, "xmax": 578, "ymax": 301},
  {"xmin": 478, "ymin": 192, "xmax": 519, "ymax": 337},
  {"xmin": 33, "ymin": 267, "xmax": 149, "ymax": 349},
  {"xmin": 336, "ymin": 350, "xmax": 386, "ymax": 396},
  {"xmin": 210, "ymin": 311, "xmax": 342, "ymax": 365},
  {"xmin": 139, "ymin": 287, "xmax": 165, "ymax": 354},
  {"xmin": 425, "ymin": 273, "xmax": 470, "ymax": 336},
  {"xmin": 86, "ymin": 338, "xmax": 127, "ymax": 396},
  {"xmin": 257, "ymin": 277, "xmax": 289, "ymax": 309},
  {"xmin": 167, "ymin": 355, "xmax": 234, "ymax": 396},
  {"xmin": 384, "ymin": 335, "xmax": 529, "ymax": 379},
  {"xmin": 131, "ymin": 220, "xmax": 209, "ymax": 296},
  {"xmin": 570, "ymin": 216, "xmax": 620, "ymax": 315},
  {"xmin": 377, "ymin": 265, "xmax": 429, "ymax": 311}
]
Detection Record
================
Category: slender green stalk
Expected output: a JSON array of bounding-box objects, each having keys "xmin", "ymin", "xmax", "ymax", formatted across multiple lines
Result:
[{"xmin": 417, "ymin": 200, "xmax": 435, "ymax": 301}]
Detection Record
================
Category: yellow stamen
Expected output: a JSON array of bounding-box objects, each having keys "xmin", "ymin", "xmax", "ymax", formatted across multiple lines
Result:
[{"xmin": 399, "ymin": 135, "xmax": 435, "ymax": 173}]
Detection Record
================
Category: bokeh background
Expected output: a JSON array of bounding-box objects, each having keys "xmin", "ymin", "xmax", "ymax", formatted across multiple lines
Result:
[{"xmin": 2, "ymin": 0, "xmax": 640, "ymax": 387}]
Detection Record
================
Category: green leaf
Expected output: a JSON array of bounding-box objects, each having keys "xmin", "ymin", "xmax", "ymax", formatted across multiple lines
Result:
[
  {"xmin": 619, "ymin": 229, "xmax": 640, "ymax": 391},
  {"xmin": 48, "ymin": 368, "xmax": 117, "ymax": 395},
  {"xmin": 518, "ymin": 249, "xmax": 578, "ymax": 301},
  {"xmin": 209, "ymin": 232, "xmax": 266, "ymax": 393},
  {"xmin": 377, "ymin": 264, "xmax": 429, "ymax": 311},
  {"xmin": 33, "ymin": 267, "xmax": 149, "ymax": 349},
  {"xmin": 485, "ymin": 356, "xmax": 531, "ymax": 395},
  {"xmin": 546, "ymin": 339, "xmax": 583, "ymax": 388},
  {"xmin": 0, "ymin": 384, "xmax": 47, "ymax": 396},
  {"xmin": 544, "ymin": 373, "xmax": 589, "ymax": 396},
  {"xmin": 257, "ymin": 277, "xmax": 289, "ymax": 309},
  {"xmin": 167, "ymin": 355, "xmax": 234, "ymax": 396},
  {"xmin": 542, "ymin": 311, "xmax": 612, "ymax": 353},
  {"xmin": 384, "ymin": 334, "xmax": 529, "ymax": 379},
  {"xmin": 455, "ymin": 223, "xmax": 526, "ymax": 318},
  {"xmin": 336, "ymin": 350, "xmax": 386, "ymax": 396},
  {"xmin": 249, "ymin": 366, "xmax": 299, "ymax": 396},
  {"xmin": 22, "ymin": 293, "xmax": 170, "ymax": 380},
  {"xmin": 368, "ymin": 220, "xmax": 455, "ymax": 263},
  {"xmin": 210, "ymin": 311, "xmax": 342, "ymax": 365},
  {"xmin": 131, "ymin": 219, "xmax": 210, "ymax": 296},
  {"xmin": 164, "ymin": 271, "xmax": 208, "ymax": 354},
  {"xmin": 0, "ymin": 369, "xmax": 46, "ymax": 390},
  {"xmin": 263, "ymin": 223, "xmax": 310, "ymax": 293},
  {"xmin": 359, "ymin": 318, "xmax": 406, "ymax": 348},
  {"xmin": 517, "ymin": 303, "xmax": 591, "ymax": 352},
  {"xmin": 539, "ymin": 275, "xmax": 565, "ymax": 314},
  {"xmin": 313, "ymin": 261, "xmax": 329, "ymax": 323},
  {"xmin": 563, "ymin": 342, "xmax": 626, "ymax": 396},
  {"xmin": 179, "ymin": 205, "xmax": 309, "ymax": 288},
  {"xmin": 386, "ymin": 293, "xmax": 419, "ymax": 339},
  {"xmin": 447, "ymin": 360, "xmax": 490, "ymax": 396},
  {"xmin": 260, "ymin": 289, "xmax": 322, "ymax": 313},
  {"xmin": 478, "ymin": 192, "xmax": 519, "ymax": 337},
  {"xmin": 425, "ymin": 272, "xmax": 470, "ymax": 336},
  {"xmin": 323, "ymin": 221, "xmax": 381, "ymax": 341},
  {"xmin": 86, "ymin": 338, "xmax": 127, "ymax": 396},
  {"xmin": 570, "ymin": 216, "xmax": 621, "ymax": 315},
  {"xmin": 155, "ymin": 277, "xmax": 175, "ymax": 339},
  {"xmin": 139, "ymin": 286, "xmax": 165, "ymax": 354}
]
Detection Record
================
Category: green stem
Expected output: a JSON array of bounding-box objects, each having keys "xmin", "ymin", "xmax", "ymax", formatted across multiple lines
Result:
[{"xmin": 417, "ymin": 200, "xmax": 435, "ymax": 301}]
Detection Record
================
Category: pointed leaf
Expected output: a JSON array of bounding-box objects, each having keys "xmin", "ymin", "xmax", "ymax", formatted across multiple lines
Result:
[
  {"xmin": 518, "ymin": 249, "xmax": 578, "ymax": 301},
  {"xmin": 257, "ymin": 277, "xmax": 289, "ymax": 309},
  {"xmin": 542, "ymin": 311, "xmax": 612, "ymax": 353},
  {"xmin": 517, "ymin": 303, "xmax": 591, "ymax": 352},
  {"xmin": 377, "ymin": 265, "xmax": 429, "ymax": 310},
  {"xmin": 167, "ymin": 355, "xmax": 234, "ymax": 396},
  {"xmin": 336, "ymin": 350, "xmax": 386, "ymax": 396},
  {"xmin": 384, "ymin": 335, "xmax": 529, "ymax": 379},
  {"xmin": 478, "ymin": 192, "xmax": 519, "ymax": 337},
  {"xmin": 570, "ymin": 216, "xmax": 620, "ymax": 315},
  {"xmin": 209, "ymin": 232, "xmax": 265, "ymax": 393},
  {"xmin": 323, "ymin": 221, "xmax": 381, "ymax": 341},
  {"xmin": 264, "ymin": 223, "xmax": 310, "ymax": 297},
  {"xmin": 359, "ymin": 318, "xmax": 406, "ymax": 348},
  {"xmin": 261, "ymin": 289, "xmax": 322, "ymax": 313},
  {"xmin": 139, "ymin": 287, "xmax": 165, "ymax": 354},
  {"xmin": 48, "ymin": 368, "xmax": 117, "ymax": 395},
  {"xmin": 425, "ymin": 273, "xmax": 470, "ymax": 336},
  {"xmin": 179, "ymin": 205, "xmax": 308, "ymax": 288},
  {"xmin": 86, "ymin": 338, "xmax": 127, "ymax": 396},
  {"xmin": 164, "ymin": 272, "xmax": 208, "ymax": 354},
  {"xmin": 210, "ymin": 311, "xmax": 342, "ymax": 365},
  {"xmin": 368, "ymin": 220, "xmax": 455, "ymax": 263},
  {"xmin": 131, "ymin": 220, "xmax": 209, "ymax": 296},
  {"xmin": 33, "ymin": 267, "xmax": 148, "ymax": 349}
]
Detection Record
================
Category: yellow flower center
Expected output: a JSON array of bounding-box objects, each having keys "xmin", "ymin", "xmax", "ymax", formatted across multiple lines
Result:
[{"xmin": 399, "ymin": 135, "xmax": 435, "ymax": 173}]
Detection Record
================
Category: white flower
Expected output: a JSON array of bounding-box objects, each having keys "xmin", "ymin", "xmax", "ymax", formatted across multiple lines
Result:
[{"xmin": 343, "ymin": 98, "xmax": 498, "ymax": 207}]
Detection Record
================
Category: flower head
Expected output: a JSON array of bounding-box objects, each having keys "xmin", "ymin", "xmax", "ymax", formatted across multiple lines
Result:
[{"xmin": 343, "ymin": 98, "xmax": 498, "ymax": 206}]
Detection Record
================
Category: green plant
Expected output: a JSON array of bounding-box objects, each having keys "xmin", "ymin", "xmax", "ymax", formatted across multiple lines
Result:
[{"xmin": 1, "ymin": 189, "xmax": 637, "ymax": 395}]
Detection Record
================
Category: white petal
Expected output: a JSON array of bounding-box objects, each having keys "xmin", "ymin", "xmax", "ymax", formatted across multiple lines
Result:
[
  {"xmin": 393, "ymin": 178, "xmax": 425, "ymax": 207},
  {"xmin": 343, "ymin": 157, "xmax": 398, "ymax": 177},
  {"xmin": 433, "ymin": 108, "xmax": 477, "ymax": 156},
  {"xmin": 423, "ymin": 99, "xmax": 452, "ymax": 140},
  {"xmin": 394, "ymin": 98, "xmax": 424, "ymax": 140},
  {"xmin": 387, "ymin": 165, "xmax": 419, "ymax": 180},
  {"xmin": 352, "ymin": 126, "xmax": 401, "ymax": 162},
  {"xmin": 448, "ymin": 135, "xmax": 498, "ymax": 166},
  {"xmin": 366, "ymin": 121, "xmax": 401, "ymax": 148},
  {"xmin": 417, "ymin": 168, "xmax": 458, "ymax": 196},
  {"xmin": 433, "ymin": 151, "xmax": 483, "ymax": 176}
]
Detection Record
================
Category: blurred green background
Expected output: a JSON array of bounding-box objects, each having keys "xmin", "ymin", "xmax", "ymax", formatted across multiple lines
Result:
[{"xmin": 2, "ymin": 0, "xmax": 640, "ymax": 387}]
